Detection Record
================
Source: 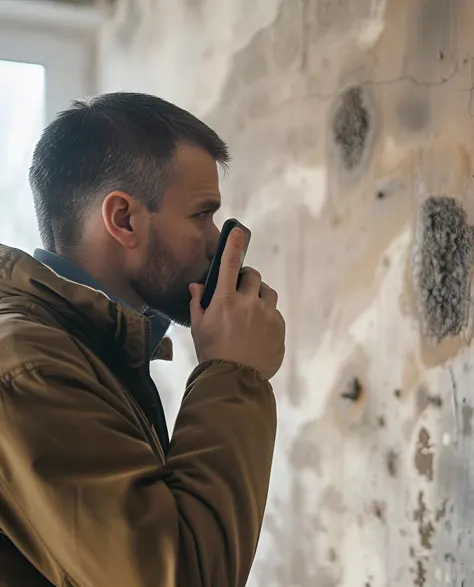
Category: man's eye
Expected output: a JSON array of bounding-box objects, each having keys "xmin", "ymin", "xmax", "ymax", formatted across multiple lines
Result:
[{"xmin": 194, "ymin": 211, "xmax": 211, "ymax": 220}]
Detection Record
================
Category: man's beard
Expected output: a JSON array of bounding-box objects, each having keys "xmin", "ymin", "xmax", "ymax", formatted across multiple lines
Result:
[{"xmin": 130, "ymin": 231, "xmax": 205, "ymax": 327}]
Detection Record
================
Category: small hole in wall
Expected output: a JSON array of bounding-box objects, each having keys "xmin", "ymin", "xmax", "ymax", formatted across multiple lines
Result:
[{"xmin": 341, "ymin": 377, "xmax": 363, "ymax": 401}]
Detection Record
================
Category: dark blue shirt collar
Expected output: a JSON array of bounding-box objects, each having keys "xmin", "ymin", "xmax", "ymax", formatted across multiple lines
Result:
[{"xmin": 33, "ymin": 249, "xmax": 171, "ymax": 358}]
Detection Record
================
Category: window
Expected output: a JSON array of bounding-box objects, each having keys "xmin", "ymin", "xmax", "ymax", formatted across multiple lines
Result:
[
  {"xmin": 0, "ymin": 60, "xmax": 45, "ymax": 251},
  {"xmin": 0, "ymin": 0, "xmax": 102, "ymax": 252}
]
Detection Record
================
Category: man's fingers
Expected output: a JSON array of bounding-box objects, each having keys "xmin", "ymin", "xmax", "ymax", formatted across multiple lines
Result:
[
  {"xmin": 259, "ymin": 282, "xmax": 278, "ymax": 309},
  {"xmin": 215, "ymin": 228, "xmax": 244, "ymax": 297},
  {"xmin": 238, "ymin": 267, "xmax": 262, "ymax": 297},
  {"xmin": 189, "ymin": 283, "xmax": 205, "ymax": 328}
]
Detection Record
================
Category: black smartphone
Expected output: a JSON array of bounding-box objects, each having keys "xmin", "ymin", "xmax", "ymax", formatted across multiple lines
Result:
[{"xmin": 200, "ymin": 218, "xmax": 251, "ymax": 309}]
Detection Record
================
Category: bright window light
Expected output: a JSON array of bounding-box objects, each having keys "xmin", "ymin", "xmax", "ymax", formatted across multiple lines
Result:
[{"xmin": 0, "ymin": 60, "xmax": 45, "ymax": 252}]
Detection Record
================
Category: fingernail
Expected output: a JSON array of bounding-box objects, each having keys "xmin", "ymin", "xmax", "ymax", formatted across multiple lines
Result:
[{"xmin": 233, "ymin": 228, "xmax": 244, "ymax": 245}]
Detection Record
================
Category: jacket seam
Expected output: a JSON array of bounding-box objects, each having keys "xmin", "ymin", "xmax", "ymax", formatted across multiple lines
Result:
[{"xmin": 0, "ymin": 361, "xmax": 41, "ymax": 389}]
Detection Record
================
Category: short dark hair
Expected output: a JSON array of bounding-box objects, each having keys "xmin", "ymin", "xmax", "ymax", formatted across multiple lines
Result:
[{"xmin": 29, "ymin": 92, "xmax": 230, "ymax": 251}]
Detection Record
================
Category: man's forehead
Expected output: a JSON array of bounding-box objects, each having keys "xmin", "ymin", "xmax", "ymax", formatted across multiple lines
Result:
[
  {"xmin": 172, "ymin": 143, "xmax": 220, "ymax": 179},
  {"xmin": 163, "ymin": 144, "xmax": 221, "ymax": 205}
]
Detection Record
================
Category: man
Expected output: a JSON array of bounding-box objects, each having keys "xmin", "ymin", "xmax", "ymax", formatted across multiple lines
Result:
[{"xmin": 0, "ymin": 93, "xmax": 285, "ymax": 587}]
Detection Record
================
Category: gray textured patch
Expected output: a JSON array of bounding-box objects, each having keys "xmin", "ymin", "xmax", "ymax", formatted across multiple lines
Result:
[
  {"xmin": 414, "ymin": 196, "xmax": 474, "ymax": 340},
  {"xmin": 332, "ymin": 86, "xmax": 370, "ymax": 170}
]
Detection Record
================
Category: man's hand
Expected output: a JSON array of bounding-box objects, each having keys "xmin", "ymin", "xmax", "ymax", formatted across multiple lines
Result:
[{"xmin": 189, "ymin": 228, "xmax": 285, "ymax": 381}]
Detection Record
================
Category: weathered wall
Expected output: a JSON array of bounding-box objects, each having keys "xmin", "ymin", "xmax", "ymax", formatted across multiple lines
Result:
[{"xmin": 100, "ymin": 1, "xmax": 474, "ymax": 585}]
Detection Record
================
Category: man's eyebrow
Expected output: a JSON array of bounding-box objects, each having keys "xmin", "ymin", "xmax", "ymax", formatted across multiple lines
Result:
[{"xmin": 194, "ymin": 197, "xmax": 221, "ymax": 211}]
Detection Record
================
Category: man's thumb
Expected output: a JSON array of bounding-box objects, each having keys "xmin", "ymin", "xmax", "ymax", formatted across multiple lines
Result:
[{"xmin": 189, "ymin": 283, "xmax": 205, "ymax": 323}]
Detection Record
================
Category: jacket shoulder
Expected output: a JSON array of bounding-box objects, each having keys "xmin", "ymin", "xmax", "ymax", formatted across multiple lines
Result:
[{"xmin": 0, "ymin": 304, "xmax": 92, "ymax": 383}]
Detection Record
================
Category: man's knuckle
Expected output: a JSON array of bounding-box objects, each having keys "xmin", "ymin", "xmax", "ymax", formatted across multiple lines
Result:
[
  {"xmin": 249, "ymin": 269, "xmax": 261, "ymax": 282},
  {"xmin": 227, "ymin": 254, "xmax": 241, "ymax": 268}
]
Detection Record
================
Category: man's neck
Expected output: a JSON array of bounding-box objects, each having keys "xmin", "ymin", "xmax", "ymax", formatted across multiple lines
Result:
[{"xmin": 33, "ymin": 248, "xmax": 171, "ymax": 354}]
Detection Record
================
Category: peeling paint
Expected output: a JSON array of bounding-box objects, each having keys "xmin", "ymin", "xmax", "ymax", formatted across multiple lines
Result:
[
  {"xmin": 414, "ymin": 427, "xmax": 434, "ymax": 482},
  {"xmin": 413, "ymin": 560, "xmax": 427, "ymax": 587},
  {"xmin": 414, "ymin": 491, "xmax": 435, "ymax": 550}
]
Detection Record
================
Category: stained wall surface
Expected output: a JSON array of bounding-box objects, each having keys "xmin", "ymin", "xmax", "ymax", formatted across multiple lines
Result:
[{"xmin": 101, "ymin": 1, "xmax": 474, "ymax": 585}]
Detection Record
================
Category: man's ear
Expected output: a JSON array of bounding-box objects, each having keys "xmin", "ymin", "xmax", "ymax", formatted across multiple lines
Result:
[{"xmin": 102, "ymin": 191, "xmax": 144, "ymax": 249}]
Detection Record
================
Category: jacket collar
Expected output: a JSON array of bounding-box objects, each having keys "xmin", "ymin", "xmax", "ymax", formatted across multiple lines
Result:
[{"xmin": 0, "ymin": 246, "xmax": 172, "ymax": 367}]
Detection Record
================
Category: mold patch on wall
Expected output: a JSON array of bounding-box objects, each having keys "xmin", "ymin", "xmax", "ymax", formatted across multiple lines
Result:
[
  {"xmin": 414, "ymin": 427, "xmax": 434, "ymax": 482},
  {"xmin": 332, "ymin": 86, "xmax": 370, "ymax": 171},
  {"xmin": 414, "ymin": 491, "xmax": 435, "ymax": 550},
  {"xmin": 413, "ymin": 196, "xmax": 474, "ymax": 341}
]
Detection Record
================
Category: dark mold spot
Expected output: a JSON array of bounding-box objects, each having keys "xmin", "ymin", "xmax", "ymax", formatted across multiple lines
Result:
[
  {"xmin": 415, "ymin": 196, "xmax": 474, "ymax": 340},
  {"xmin": 444, "ymin": 552, "xmax": 456, "ymax": 563},
  {"xmin": 387, "ymin": 449, "xmax": 399, "ymax": 477},
  {"xmin": 394, "ymin": 389, "xmax": 402, "ymax": 399},
  {"xmin": 414, "ymin": 491, "xmax": 435, "ymax": 550},
  {"xmin": 414, "ymin": 427, "xmax": 434, "ymax": 482},
  {"xmin": 372, "ymin": 500, "xmax": 386, "ymax": 522},
  {"xmin": 341, "ymin": 377, "xmax": 362, "ymax": 401},
  {"xmin": 332, "ymin": 86, "xmax": 369, "ymax": 170},
  {"xmin": 378, "ymin": 415, "xmax": 386, "ymax": 428},
  {"xmin": 427, "ymin": 395, "xmax": 443, "ymax": 408},
  {"xmin": 377, "ymin": 190, "xmax": 386, "ymax": 199},
  {"xmin": 414, "ymin": 559, "xmax": 427, "ymax": 586},
  {"xmin": 436, "ymin": 499, "xmax": 448, "ymax": 521},
  {"xmin": 462, "ymin": 405, "xmax": 473, "ymax": 436}
]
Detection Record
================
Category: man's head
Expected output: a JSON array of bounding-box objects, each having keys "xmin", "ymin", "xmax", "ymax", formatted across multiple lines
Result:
[{"xmin": 29, "ymin": 92, "xmax": 230, "ymax": 326}]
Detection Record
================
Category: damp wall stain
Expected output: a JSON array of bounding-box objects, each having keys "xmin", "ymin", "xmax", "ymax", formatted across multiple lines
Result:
[{"xmin": 101, "ymin": 0, "xmax": 474, "ymax": 585}]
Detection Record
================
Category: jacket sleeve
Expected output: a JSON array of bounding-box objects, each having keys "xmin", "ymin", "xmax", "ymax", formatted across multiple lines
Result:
[{"xmin": 0, "ymin": 356, "xmax": 277, "ymax": 587}]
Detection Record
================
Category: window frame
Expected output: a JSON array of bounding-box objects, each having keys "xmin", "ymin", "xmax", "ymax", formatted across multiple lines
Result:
[{"xmin": 0, "ymin": 0, "xmax": 106, "ymax": 121}]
